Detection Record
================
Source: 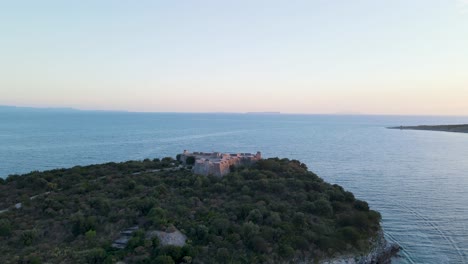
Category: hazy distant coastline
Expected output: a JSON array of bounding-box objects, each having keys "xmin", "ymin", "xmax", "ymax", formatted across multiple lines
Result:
[
  {"xmin": 246, "ymin": 112, "xmax": 281, "ymax": 115},
  {"xmin": 0, "ymin": 105, "xmax": 128, "ymax": 113},
  {"xmin": 388, "ymin": 124, "xmax": 468, "ymax": 133},
  {"xmin": 0, "ymin": 105, "xmax": 79, "ymax": 112}
]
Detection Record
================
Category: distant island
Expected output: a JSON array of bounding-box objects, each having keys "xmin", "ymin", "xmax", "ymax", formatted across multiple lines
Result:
[
  {"xmin": 0, "ymin": 153, "xmax": 398, "ymax": 263},
  {"xmin": 388, "ymin": 124, "xmax": 468, "ymax": 134},
  {"xmin": 246, "ymin": 112, "xmax": 281, "ymax": 115}
]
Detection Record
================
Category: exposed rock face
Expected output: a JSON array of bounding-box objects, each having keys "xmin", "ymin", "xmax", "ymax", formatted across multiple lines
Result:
[
  {"xmin": 147, "ymin": 229, "xmax": 187, "ymax": 247},
  {"xmin": 112, "ymin": 226, "xmax": 187, "ymax": 249},
  {"xmin": 320, "ymin": 231, "xmax": 400, "ymax": 264},
  {"xmin": 179, "ymin": 150, "xmax": 262, "ymax": 177}
]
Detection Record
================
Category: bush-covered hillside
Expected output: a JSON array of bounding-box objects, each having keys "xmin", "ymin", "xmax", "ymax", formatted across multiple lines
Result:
[{"xmin": 0, "ymin": 158, "xmax": 381, "ymax": 263}]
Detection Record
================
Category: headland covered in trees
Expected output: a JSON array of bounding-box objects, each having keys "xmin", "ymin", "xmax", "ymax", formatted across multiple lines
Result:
[
  {"xmin": 388, "ymin": 124, "xmax": 468, "ymax": 134},
  {"xmin": 0, "ymin": 154, "xmax": 398, "ymax": 263}
]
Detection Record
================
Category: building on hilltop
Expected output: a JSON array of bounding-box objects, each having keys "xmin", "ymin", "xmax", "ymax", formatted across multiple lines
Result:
[{"xmin": 178, "ymin": 150, "xmax": 262, "ymax": 177}]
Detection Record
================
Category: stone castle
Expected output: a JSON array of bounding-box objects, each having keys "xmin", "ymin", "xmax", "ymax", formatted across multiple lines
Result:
[{"xmin": 179, "ymin": 150, "xmax": 262, "ymax": 177}]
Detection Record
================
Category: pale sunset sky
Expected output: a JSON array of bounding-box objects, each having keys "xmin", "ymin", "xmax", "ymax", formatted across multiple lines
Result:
[{"xmin": 1, "ymin": 0, "xmax": 467, "ymax": 115}]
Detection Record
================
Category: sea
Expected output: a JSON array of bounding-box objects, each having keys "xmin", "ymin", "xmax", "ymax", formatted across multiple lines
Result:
[{"xmin": 1, "ymin": 111, "xmax": 468, "ymax": 264}]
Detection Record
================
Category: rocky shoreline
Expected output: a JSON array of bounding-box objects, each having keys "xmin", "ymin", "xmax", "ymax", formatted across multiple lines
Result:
[{"xmin": 320, "ymin": 230, "xmax": 400, "ymax": 264}]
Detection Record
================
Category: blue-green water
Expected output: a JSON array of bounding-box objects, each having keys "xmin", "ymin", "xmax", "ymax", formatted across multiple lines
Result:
[{"xmin": 1, "ymin": 111, "xmax": 468, "ymax": 263}]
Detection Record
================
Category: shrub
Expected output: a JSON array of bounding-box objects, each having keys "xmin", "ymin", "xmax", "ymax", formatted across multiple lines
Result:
[
  {"xmin": 147, "ymin": 207, "xmax": 167, "ymax": 227},
  {"xmin": 250, "ymin": 236, "xmax": 269, "ymax": 253},
  {"xmin": 153, "ymin": 255, "xmax": 175, "ymax": 264},
  {"xmin": 29, "ymin": 256, "xmax": 42, "ymax": 264},
  {"xmin": 21, "ymin": 229, "xmax": 37, "ymax": 246},
  {"xmin": 246, "ymin": 209, "xmax": 263, "ymax": 224},
  {"xmin": 80, "ymin": 247, "xmax": 107, "ymax": 264},
  {"xmin": 0, "ymin": 219, "xmax": 12, "ymax": 236},
  {"xmin": 313, "ymin": 199, "xmax": 333, "ymax": 217},
  {"xmin": 71, "ymin": 215, "xmax": 97, "ymax": 236},
  {"xmin": 339, "ymin": 226, "xmax": 360, "ymax": 244},
  {"xmin": 127, "ymin": 230, "xmax": 145, "ymax": 250},
  {"xmin": 0, "ymin": 157, "xmax": 381, "ymax": 263},
  {"xmin": 85, "ymin": 229, "xmax": 97, "ymax": 241},
  {"xmin": 354, "ymin": 200, "xmax": 369, "ymax": 211},
  {"xmin": 279, "ymin": 244, "xmax": 295, "ymax": 258},
  {"xmin": 160, "ymin": 246, "xmax": 183, "ymax": 262},
  {"xmin": 241, "ymin": 222, "xmax": 259, "ymax": 240}
]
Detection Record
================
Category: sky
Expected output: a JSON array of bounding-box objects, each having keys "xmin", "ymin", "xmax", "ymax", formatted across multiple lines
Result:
[{"xmin": 1, "ymin": 0, "xmax": 467, "ymax": 115}]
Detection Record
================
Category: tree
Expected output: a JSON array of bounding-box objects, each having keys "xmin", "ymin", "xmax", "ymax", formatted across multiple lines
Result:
[
  {"xmin": 241, "ymin": 221, "xmax": 259, "ymax": 240},
  {"xmin": 186, "ymin": 156, "xmax": 196, "ymax": 165},
  {"xmin": 250, "ymin": 236, "xmax": 269, "ymax": 253},
  {"xmin": 216, "ymin": 248, "xmax": 230, "ymax": 262},
  {"xmin": 71, "ymin": 214, "xmax": 97, "ymax": 236},
  {"xmin": 246, "ymin": 209, "xmax": 263, "ymax": 224},
  {"xmin": 314, "ymin": 199, "xmax": 333, "ymax": 217},
  {"xmin": 354, "ymin": 200, "xmax": 369, "ymax": 211},
  {"xmin": 278, "ymin": 244, "xmax": 295, "ymax": 258},
  {"xmin": 148, "ymin": 207, "xmax": 167, "ymax": 227}
]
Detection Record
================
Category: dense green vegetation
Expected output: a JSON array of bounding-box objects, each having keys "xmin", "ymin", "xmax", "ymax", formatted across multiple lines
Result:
[{"xmin": 0, "ymin": 157, "xmax": 381, "ymax": 263}]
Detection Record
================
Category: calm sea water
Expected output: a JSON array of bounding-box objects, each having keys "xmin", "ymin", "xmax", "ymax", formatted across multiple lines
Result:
[{"xmin": 1, "ymin": 111, "xmax": 468, "ymax": 263}]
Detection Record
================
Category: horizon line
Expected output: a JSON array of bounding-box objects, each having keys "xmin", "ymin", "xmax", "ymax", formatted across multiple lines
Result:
[{"xmin": 1, "ymin": 104, "xmax": 468, "ymax": 117}]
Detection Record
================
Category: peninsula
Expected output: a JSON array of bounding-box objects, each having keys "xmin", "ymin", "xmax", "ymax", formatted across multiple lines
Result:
[
  {"xmin": 0, "ymin": 154, "xmax": 398, "ymax": 263},
  {"xmin": 388, "ymin": 124, "xmax": 468, "ymax": 134}
]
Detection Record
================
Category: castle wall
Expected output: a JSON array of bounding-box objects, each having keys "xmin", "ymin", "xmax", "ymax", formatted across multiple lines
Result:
[
  {"xmin": 193, "ymin": 160, "xmax": 210, "ymax": 176},
  {"xmin": 179, "ymin": 150, "xmax": 262, "ymax": 177}
]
